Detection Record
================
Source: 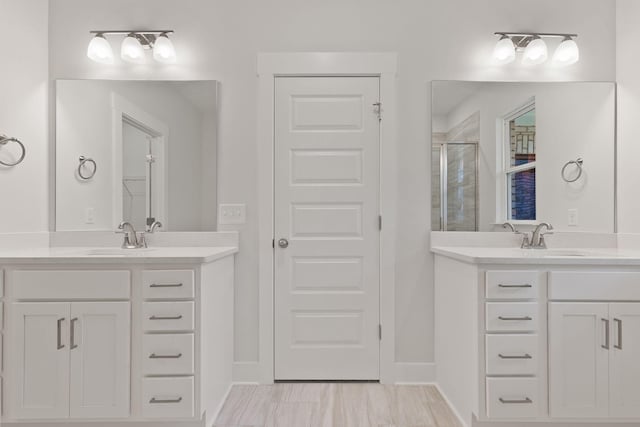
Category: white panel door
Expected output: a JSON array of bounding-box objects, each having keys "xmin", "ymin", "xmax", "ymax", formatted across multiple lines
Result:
[
  {"xmin": 548, "ymin": 303, "xmax": 609, "ymax": 418},
  {"xmin": 69, "ymin": 302, "xmax": 130, "ymax": 418},
  {"xmin": 9, "ymin": 303, "xmax": 70, "ymax": 419},
  {"xmin": 609, "ymin": 303, "xmax": 640, "ymax": 418},
  {"xmin": 274, "ymin": 77, "xmax": 380, "ymax": 380}
]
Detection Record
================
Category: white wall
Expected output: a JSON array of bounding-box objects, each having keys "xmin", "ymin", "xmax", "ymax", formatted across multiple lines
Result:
[
  {"xmin": 0, "ymin": 0, "xmax": 48, "ymax": 233},
  {"xmin": 617, "ymin": 0, "xmax": 640, "ymax": 234},
  {"xmin": 41, "ymin": 0, "xmax": 617, "ymax": 370},
  {"xmin": 441, "ymin": 83, "xmax": 615, "ymax": 233},
  {"xmin": 55, "ymin": 80, "xmax": 216, "ymax": 231}
]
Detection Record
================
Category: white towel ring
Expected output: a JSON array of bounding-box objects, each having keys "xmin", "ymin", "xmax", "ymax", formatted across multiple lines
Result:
[
  {"xmin": 561, "ymin": 158, "xmax": 583, "ymax": 183},
  {"xmin": 0, "ymin": 135, "xmax": 26, "ymax": 167},
  {"xmin": 78, "ymin": 156, "xmax": 97, "ymax": 180}
]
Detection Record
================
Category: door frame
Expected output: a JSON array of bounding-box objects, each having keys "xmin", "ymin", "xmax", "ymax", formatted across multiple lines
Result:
[{"xmin": 257, "ymin": 53, "xmax": 398, "ymax": 384}]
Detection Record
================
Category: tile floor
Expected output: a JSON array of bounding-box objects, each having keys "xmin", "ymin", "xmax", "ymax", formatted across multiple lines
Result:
[{"xmin": 214, "ymin": 383, "xmax": 462, "ymax": 427}]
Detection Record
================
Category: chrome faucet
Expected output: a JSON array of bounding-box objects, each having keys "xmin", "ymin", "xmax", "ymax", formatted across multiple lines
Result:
[
  {"xmin": 502, "ymin": 222, "xmax": 531, "ymax": 249},
  {"xmin": 148, "ymin": 220, "xmax": 163, "ymax": 233},
  {"xmin": 117, "ymin": 222, "xmax": 146, "ymax": 249},
  {"xmin": 530, "ymin": 222, "xmax": 554, "ymax": 249}
]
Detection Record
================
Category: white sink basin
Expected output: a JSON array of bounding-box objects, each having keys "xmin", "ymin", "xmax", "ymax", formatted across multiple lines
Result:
[
  {"xmin": 540, "ymin": 250, "xmax": 589, "ymax": 257},
  {"xmin": 84, "ymin": 248, "xmax": 155, "ymax": 256}
]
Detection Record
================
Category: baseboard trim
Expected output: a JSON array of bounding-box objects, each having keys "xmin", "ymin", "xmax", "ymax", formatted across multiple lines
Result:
[
  {"xmin": 232, "ymin": 361, "xmax": 261, "ymax": 383},
  {"xmin": 433, "ymin": 382, "xmax": 469, "ymax": 427},
  {"xmin": 393, "ymin": 362, "xmax": 436, "ymax": 384}
]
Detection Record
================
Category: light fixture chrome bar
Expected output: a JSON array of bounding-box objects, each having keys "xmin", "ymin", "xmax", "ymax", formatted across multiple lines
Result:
[
  {"xmin": 494, "ymin": 32, "xmax": 577, "ymax": 39},
  {"xmin": 90, "ymin": 30, "xmax": 174, "ymax": 35}
]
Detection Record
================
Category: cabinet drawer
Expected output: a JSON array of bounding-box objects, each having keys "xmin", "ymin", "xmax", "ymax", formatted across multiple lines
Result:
[
  {"xmin": 486, "ymin": 303, "xmax": 538, "ymax": 332},
  {"xmin": 549, "ymin": 271, "xmax": 640, "ymax": 301},
  {"xmin": 142, "ymin": 377, "xmax": 194, "ymax": 419},
  {"xmin": 12, "ymin": 270, "xmax": 130, "ymax": 300},
  {"xmin": 142, "ymin": 270, "xmax": 195, "ymax": 300},
  {"xmin": 142, "ymin": 333, "xmax": 194, "ymax": 375},
  {"xmin": 486, "ymin": 334, "xmax": 538, "ymax": 375},
  {"xmin": 143, "ymin": 302, "xmax": 195, "ymax": 331},
  {"xmin": 486, "ymin": 271, "xmax": 538, "ymax": 300},
  {"xmin": 486, "ymin": 377, "xmax": 539, "ymax": 419}
]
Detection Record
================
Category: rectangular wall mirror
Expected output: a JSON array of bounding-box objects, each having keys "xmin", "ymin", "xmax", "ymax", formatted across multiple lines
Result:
[
  {"xmin": 431, "ymin": 81, "xmax": 616, "ymax": 233},
  {"xmin": 55, "ymin": 80, "xmax": 218, "ymax": 232}
]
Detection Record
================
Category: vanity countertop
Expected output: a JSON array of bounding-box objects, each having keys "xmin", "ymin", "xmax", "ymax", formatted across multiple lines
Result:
[
  {"xmin": 0, "ymin": 246, "xmax": 238, "ymax": 265},
  {"xmin": 432, "ymin": 246, "xmax": 640, "ymax": 266}
]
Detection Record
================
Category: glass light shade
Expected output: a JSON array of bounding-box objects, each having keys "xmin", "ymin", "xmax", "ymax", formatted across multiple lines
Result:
[
  {"xmin": 522, "ymin": 36, "xmax": 548, "ymax": 65},
  {"xmin": 552, "ymin": 37, "xmax": 579, "ymax": 66},
  {"xmin": 87, "ymin": 35, "xmax": 114, "ymax": 64},
  {"xmin": 121, "ymin": 35, "xmax": 145, "ymax": 63},
  {"xmin": 153, "ymin": 34, "xmax": 176, "ymax": 64},
  {"xmin": 493, "ymin": 36, "xmax": 516, "ymax": 65}
]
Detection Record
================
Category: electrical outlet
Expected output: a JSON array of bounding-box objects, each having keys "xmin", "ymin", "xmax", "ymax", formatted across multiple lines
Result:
[
  {"xmin": 85, "ymin": 207, "xmax": 95, "ymax": 224},
  {"xmin": 218, "ymin": 204, "xmax": 246, "ymax": 225},
  {"xmin": 568, "ymin": 209, "xmax": 578, "ymax": 227}
]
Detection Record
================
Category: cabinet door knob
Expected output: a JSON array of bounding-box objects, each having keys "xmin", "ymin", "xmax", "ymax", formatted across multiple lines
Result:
[
  {"xmin": 150, "ymin": 397, "xmax": 182, "ymax": 404},
  {"xmin": 614, "ymin": 318, "xmax": 623, "ymax": 350},
  {"xmin": 602, "ymin": 318, "xmax": 610, "ymax": 350}
]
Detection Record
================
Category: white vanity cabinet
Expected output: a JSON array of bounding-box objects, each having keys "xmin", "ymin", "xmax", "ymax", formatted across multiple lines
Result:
[
  {"xmin": 434, "ymin": 252, "xmax": 640, "ymax": 427},
  {"xmin": 11, "ymin": 301, "xmax": 130, "ymax": 420},
  {"xmin": 0, "ymin": 250, "xmax": 235, "ymax": 427},
  {"xmin": 548, "ymin": 272, "xmax": 640, "ymax": 419}
]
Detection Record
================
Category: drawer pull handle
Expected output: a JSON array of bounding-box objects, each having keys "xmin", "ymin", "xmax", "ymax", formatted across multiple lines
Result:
[
  {"xmin": 498, "ymin": 353, "xmax": 532, "ymax": 360},
  {"xmin": 150, "ymin": 397, "xmax": 183, "ymax": 404},
  {"xmin": 70, "ymin": 317, "xmax": 79, "ymax": 349},
  {"xmin": 150, "ymin": 283, "xmax": 183, "ymax": 288},
  {"xmin": 149, "ymin": 353, "xmax": 183, "ymax": 359},
  {"xmin": 149, "ymin": 315, "xmax": 183, "ymax": 321},
  {"xmin": 499, "ymin": 397, "xmax": 532, "ymax": 404},
  {"xmin": 498, "ymin": 284, "xmax": 532, "ymax": 288},
  {"xmin": 602, "ymin": 318, "xmax": 610, "ymax": 350},
  {"xmin": 57, "ymin": 318, "xmax": 65, "ymax": 350},
  {"xmin": 498, "ymin": 316, "xmax": 532, "ymax": 321},
  {"xmin": 614, "ymin": 318, "xmax": 623, "ymax": 350}
]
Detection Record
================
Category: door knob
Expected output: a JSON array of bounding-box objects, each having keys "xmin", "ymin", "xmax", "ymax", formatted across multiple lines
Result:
[{"xmin": 278, "ymin": 238, "xmax": 289, "ymax": 248}]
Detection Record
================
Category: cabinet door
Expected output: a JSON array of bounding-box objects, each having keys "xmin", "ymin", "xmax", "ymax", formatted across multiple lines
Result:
[
  {"xmin": 8, "ymin": 303, "xmax": 70, "ymax": 419},
  {"xmin": 610, "ymin": 303, "xmax": 640, "ymax": 418},
  {"xmin": 549, "ymin": 303, "xmax": 609, "ymax": 418},
  {"xmin": 69, "ymin": 302, "xmax": 130, "ymax": 419}
]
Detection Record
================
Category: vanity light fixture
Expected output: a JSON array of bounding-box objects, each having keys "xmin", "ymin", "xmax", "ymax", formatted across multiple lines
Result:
[
  {"xmin": 493, "ymin": 32, "xmax": 579, "ymax": 66},
  {"xmin": 86, "ymin": 33, "xmax": 114, "ymax": 64},
  {"xmin": 87, "ymin": 30, "xmax": 176, "ymax": 64}
]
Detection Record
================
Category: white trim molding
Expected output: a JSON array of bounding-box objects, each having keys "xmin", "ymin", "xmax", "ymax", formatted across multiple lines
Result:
[
  {"xmin": 256, "ymin": 52, "xmax": 398, "ymax": 384},
  {"xmin": 393, "ymin": 362, "xmax": 436, "ymax": 384}
]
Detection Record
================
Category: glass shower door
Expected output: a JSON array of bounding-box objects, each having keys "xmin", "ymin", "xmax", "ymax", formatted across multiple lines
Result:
[{"xmin": 433, "ymin": 143, "xmax": 478, "ymax": 231}]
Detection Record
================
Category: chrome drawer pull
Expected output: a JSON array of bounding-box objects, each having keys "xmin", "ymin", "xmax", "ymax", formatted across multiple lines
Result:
[
  {"xmin": 602, "ymin": 318, "xmax": 610, "ymax": 349},
  {"xmin": 150, "ymin": 397, "xmax": 183, "ymax": 404},
  {"xmin": 149, "ymin": 353, "xmax": 183, "ymax": 359},
  {"xmin": 614, "ymin": 318, "xmax": 623, "ymax": 350},
  {"xmin": 498, "ymin": 284, "xmax": 532, "ymax": 288},
  {"xmin": 149, "ymin": 315, "xmax": 183, "ymax": 321},
  {"xmin": 57, "ymin": 318, "xmax": 65, "ymax": 350},
  {"xmin": 499, "ymin": 397, "xmax": 532, "ymax": 404},
  {"xmin": 150, "ymin": 283, "xmax": 183, "ymax": 288},
  {"xmin": 498, "ymin": 316, "xmax": 532, "ymax": 321},
  {"xmin": 498, "ymin": 353, "xmax": 532, "ymax": 359},
  {"xmin": 70, "ymin": 317, "xmax": 79, "ymax": 349}
]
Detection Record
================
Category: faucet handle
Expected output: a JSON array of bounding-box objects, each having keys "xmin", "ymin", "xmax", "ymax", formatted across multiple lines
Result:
[{"xmin": 137, "ymin": 232, "xmax": 148, "ymax": 248}]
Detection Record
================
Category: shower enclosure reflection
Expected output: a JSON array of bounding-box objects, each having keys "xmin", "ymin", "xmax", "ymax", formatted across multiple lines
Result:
[{"xmin": 432, "ymin": 112, "xmax": 479, "ymax": 231}]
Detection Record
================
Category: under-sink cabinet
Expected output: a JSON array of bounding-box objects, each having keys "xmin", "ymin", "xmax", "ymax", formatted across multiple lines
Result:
[
  {"xmin": 0, "ymin": 254, "xmax": 235, "ymax": 427},
  {"xmin": 434, "ymin": 255, "xmax": 640, "ymax": 426}
]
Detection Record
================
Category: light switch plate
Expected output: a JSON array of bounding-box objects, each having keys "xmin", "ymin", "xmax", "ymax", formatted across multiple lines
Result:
[{"xmin": 219, "ymin": 204, "xmax": 246, "ymax": 225}]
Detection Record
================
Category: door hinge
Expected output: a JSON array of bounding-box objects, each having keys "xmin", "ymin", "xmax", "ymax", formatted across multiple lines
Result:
[
  {"xmin": 272, "ymin": 239, "xmax": 275, "ymax": 249},
  {"xmin": 378, "ymin": 215, "xmax": 382, "ymax": 231},
  {"xmin": 373, "ymin": 102, "xmax": 382, "ymax": 121},
  {"xmin": 378, "ymin": 324, "xmax": 382, "ymax": 341}
]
